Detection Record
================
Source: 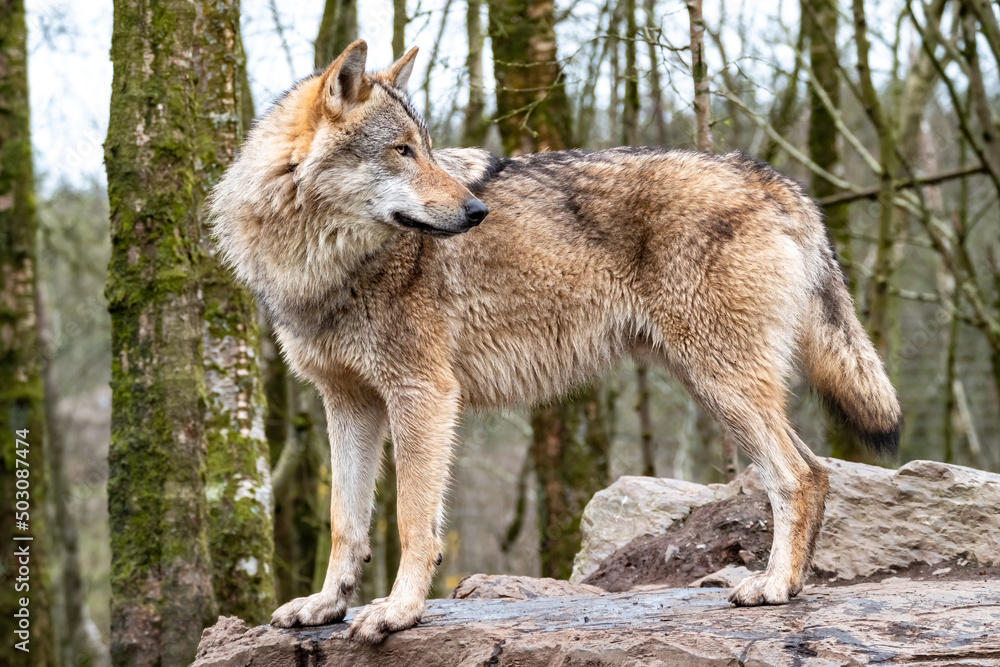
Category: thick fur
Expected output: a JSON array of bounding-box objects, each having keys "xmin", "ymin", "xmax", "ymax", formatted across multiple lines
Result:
[{"xmin": 209, "ymin": 41, "xmax": 902, "ymax": 643}]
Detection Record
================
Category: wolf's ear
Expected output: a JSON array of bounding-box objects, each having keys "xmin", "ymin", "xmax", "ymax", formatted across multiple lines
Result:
[
  {"xmin": 379, "ymin": 47, "xmax": 419, "ymax": 90},
  {"xmin": 319, "ymin": 40, "xmax": 370, "ymax": 117}
]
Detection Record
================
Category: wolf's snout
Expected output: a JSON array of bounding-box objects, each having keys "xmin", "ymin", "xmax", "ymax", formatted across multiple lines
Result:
[{"xmin": 463, "ymin": 199, "xmax": 489, "ymax": 226}]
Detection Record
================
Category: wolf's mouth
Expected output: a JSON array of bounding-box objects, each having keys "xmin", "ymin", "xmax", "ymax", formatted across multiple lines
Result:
[{"xmin": 391, "ymin": 212, "xmax": 462, "ymax": 238}]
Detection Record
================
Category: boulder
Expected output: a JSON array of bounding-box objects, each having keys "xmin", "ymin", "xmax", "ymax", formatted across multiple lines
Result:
[
  {"xmin": 814, "ymin": 458, "xmax": 1000, "ymax": 579},
  {"xmin": 193, "ymin": 579, "xmax": 1000, "ymax": 666},
  {"xmin": 569, "ymin": 475, "xmax": 744, "ymax": 582},
  {"xmin": 577, "ymin": 458, "xmax": 1000, "ymax": 588},
  {"xmin": 582, "ymin": 490, "xmax": 773, "ymax": 591}
]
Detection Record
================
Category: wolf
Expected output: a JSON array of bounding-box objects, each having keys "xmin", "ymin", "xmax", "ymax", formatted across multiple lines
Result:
[{"xmin": 208, "ymin": 40, "xmax": 901, "ymax": 643}]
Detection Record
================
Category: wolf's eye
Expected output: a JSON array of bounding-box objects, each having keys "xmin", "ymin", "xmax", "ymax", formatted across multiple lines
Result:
[{"xmin": 395, "ymin": 145, "xmax": 414, "ymax": 158}]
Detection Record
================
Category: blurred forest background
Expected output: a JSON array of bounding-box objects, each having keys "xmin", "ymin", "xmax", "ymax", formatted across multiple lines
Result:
[{"xmin": 2, "ymin": 0, "xmax": 999, "ymax": 665}]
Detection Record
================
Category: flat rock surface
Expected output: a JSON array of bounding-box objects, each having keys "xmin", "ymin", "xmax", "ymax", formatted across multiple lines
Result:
[{"xmin": 193, "ymin": 579, "xmax": 1000, "ymax": 666}]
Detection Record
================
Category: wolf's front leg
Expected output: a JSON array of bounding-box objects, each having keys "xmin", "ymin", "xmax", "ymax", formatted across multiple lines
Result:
[
  {"xmin": 270, "ymin": 381, "xmax": 387, "ymax": 628},
  {"xmin": 348, "ymin": 382, "xmax": 459, "ymax": 644}
]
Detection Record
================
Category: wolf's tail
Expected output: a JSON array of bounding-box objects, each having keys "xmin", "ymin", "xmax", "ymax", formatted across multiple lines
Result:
[{"xmin": 800, "ymin": 254, "xmax": 902, "ymax": 457}]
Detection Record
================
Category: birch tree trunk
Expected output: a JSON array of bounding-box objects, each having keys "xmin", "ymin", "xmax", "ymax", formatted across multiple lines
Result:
[
  {"xmin": 105, "ymin": 0, "xmax": 217, "ymax": 663},
  {"xmin": 197, "ymin": 0, "xmax": 277, "ymax": 625},
  {"xmin": 0, "ymin": 1, "xmax": 58, "ymax": 664}
]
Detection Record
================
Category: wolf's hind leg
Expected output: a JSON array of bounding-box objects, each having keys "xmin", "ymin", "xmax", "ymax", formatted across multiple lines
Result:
[
  {"xmin": 348, "ymin": 380, "xmax": 459, "ymax": 643},
  {"xmin": 681, "ymin": 371, "xmax": 828, "ymax": 605},
  {"xmin": 270, "ymin": 379, "xmax": 387, "ymax": 628}
]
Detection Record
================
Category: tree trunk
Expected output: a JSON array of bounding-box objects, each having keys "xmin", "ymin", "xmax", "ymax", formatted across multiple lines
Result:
[
  {"xmin": 0, "ymin": 2, "xmax": 58, "ymax": 664},
  {"xmin": 636, "ymin": 365, "xmax": 655, "ymax": 477},
  {"xmin": 686, "ymin": 0, "xmax": 736, "ymax": 481},
  {"xmin": 643, "ymin": 0, "xmax": 668, "ymax": 145},
  {"xmin": 315, "ymin": 0, "xmax": 358, "ymax": 69},
  {"xmin": 575, "ymin": 0, "xmax": 614, "ymax": 147},
  {"xmin": 607, "ymin": 9, "xmax": 621, "ymax": 147},
  {"xmin": 272, "ymin": 377, "xmax": 321, "ymax": 602},
  {"xmin": 687, "ymin": 0, "xmax": 710, "ymax": 152},
  {"xmin": 760, "ymin": 25, "xmax": 805, "ymax": 164},
  {"xmin": 196, "ymin": 0, "xmax": 277, "ymax": 625},
  {"xmin": 361, "ymin": 439, "xmax": 400, "ymax": 602},
  {"xmin": 804, "ymin": 0, "xmax": 849, "ymax": 285},
  {"xmin": 421, "ymin": 0, "xmax": 455, "ymax": 125},
  {"xmin": 851, "ymin": 0, "xmax": 898, "ymax": 363},
  {"xmin": 462, "ymin": 0, "xmax": 488, "ymax": 146},
  {"xmin": 236, "ymin": 27, "xmax": 256, "ymax": 132},
  {"xmin": 530, "ymin": 388, "xmax": 610, "ymax": 579},
  {"xmin": 393, "ymin": 0, "xmax": 408, "ymax": 60},
  {"xmin": 105, "ymin": 0, "xmax": 218, "ymax": 663},
  {"xmin": 620, "ymin": 9, "xmax": 652, "ymax": 476},
  {"xmin": 488, "ymin": 0, "xmax": 574, "ymax": 154},
  {"xmin": 38, "ymin": 287, "xmax": 109, "ymax": 667},
  {"xmin": 489, "ymin": 0, "xmax": 611, "ymax": 578},
  {"xmin": 802, "ymin": 0, "xmax": 859, "ymax": 461},
  {"xmin": 621, "ymin": 0, "xmax": 639, "ymax": 146}
]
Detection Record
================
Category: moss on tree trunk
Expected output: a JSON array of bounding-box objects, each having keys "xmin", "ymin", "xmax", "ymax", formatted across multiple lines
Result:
[
  {"xmin": 195, "ymin": 0, "xmax": 277, "ymax": 625},
  {"xmin": 0, "ymin": 1, "xmax": 58, "ymax": 665},
  {"xmin": 104, "ymin": 0, "xmax": 218, "ymax": 663}
]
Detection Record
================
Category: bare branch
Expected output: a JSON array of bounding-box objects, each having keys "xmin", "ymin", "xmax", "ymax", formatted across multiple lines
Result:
[{"xmin": 817, "ymin": 164, "xmax": 989, "ymax": 207}]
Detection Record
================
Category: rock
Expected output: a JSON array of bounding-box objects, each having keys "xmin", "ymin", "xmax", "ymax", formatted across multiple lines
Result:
[
  {"xmin": 569, "ymin": 475, "xmax": 742, "ymax": 582},
  {"xmin": 813, "ymin": 458, "xmax": 1000, "ymax": 579},
  {"xmin": 582, "ymin": 490, "xmax": 774, "ymax": 591},
  {"xmin": 578, "ymin": 458, "xmax": 1000, "ymax": 588},
  {"xmin": 688, "ymin": 565, "xmax": 753, "ymax": 588},
  {"xmin": 447, "ymin": 574, "xmax": 603, "ymax": 600},
  {"xmin": 192, "ymin": 579, "xmax": 1000, "ymax": 666},
  {"xmin": 194, "ymin": 616, "xmax": 258, "ymax": 665}
]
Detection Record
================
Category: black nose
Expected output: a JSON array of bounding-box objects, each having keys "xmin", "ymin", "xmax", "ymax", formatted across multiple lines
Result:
[{"xmin": 463, "ymin": 199, "xmax": 489, "ymax": 226}]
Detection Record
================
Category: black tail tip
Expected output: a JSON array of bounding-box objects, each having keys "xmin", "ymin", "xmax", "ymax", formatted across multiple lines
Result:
[
  {"xmin": 821, "ymin": 394, "xmax": 902, "ymax": 459},
  {"xmin": 855, "ymin": 422, "xmax": 902, "ymax": 459}
]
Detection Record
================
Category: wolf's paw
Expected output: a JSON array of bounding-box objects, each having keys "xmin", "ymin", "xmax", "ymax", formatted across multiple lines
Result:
[
  {"xmin": 347, "ymin": 594, "xmax": 425, "ymax": 644},
  {"xmin": 270, "ymin": 590, "xmax": 349, "ymax": 628},
  {"xmin": 728, "ymin": 571, "xmax": 795, "ymax": 606}
]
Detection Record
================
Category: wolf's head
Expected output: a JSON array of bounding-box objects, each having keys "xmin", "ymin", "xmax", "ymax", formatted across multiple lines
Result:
[
  {"xmin": 209, "ymin": 41, "xmax": 490, "ymax": 309},
  {"xmin": 288, "ymin": 40, "xmax": 487, "ymax": 237}
]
